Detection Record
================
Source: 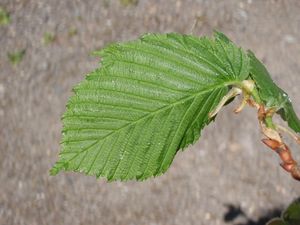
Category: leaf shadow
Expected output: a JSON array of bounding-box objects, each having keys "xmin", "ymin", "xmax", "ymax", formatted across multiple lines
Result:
[{"xmin": 223, "ymin": 203, "xmax": 282, "ymax": 225}]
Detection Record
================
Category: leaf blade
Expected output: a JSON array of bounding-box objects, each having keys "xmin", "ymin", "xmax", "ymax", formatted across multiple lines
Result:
[{"xmin": 51, "ymin": 32, "xmax": 250, "ymax": 180}]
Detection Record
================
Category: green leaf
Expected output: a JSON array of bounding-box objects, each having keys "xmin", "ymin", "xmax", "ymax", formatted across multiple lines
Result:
[
  {"xmin": 50, "ymin": 32, "xmax": 250, "ymax": 180},
  {"xmin": 248, "ymin": 51, "xmax": 300, "ymax": 133},
  {"xmin": 119, "ymin": 0, "xmax": 138, "ymax": 6},
  {"xmin": 42, "ymin": 32, "xmax": 56, "ymax": 45},
  {"xmin": 7, "ymin": 49, "xmax": 26, "ymax": 65},
  {"xmin": 267, "ymin": 218, "xmax": 287, "ymax": 225},
  {"xmin": 282, "ymin": 199, "xmax": 300, "ymax": 225},
  {"xmin": 0, "ymin": 6, "xmax": 10, "ymax": 26}
]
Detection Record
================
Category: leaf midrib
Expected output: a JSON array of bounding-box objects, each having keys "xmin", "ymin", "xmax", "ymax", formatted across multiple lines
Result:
[{"xmin": 62, "ymin": 81, "xmax": 237, "ymax": 162}]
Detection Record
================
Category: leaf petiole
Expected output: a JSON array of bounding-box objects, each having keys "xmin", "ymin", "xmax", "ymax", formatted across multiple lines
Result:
[{"xmin": 208, "ymin": 86, "xmax": 242, "ymax": 118}]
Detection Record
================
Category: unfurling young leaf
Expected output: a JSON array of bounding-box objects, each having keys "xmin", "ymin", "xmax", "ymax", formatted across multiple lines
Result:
[{"xmin": 50, "ymin": 32, "xmax": 300, "ymax": 182}]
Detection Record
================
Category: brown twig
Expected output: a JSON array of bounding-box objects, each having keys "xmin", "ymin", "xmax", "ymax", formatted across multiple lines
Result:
[
  {"xmin": 262, "ymin": 138, "xmax": 300, "ymax": 181},
  {"xmin": 240, "ymin": 92, "xmax": 300, "ymax": 181}
]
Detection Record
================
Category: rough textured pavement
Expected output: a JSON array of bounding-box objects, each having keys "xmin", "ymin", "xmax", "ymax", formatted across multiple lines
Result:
[{"xmin": 1, "ymin": 0, "xmax": 300, "ymax": 224}]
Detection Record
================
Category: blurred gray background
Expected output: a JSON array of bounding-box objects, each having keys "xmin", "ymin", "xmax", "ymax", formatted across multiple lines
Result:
[{"xmin": 1, "ymin": 0, "xmax": 300, "ymax": 224}]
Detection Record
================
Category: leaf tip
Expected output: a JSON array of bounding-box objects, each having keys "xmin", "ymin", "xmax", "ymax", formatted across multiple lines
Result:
[
  {"xmin": 49, "ymin": 168, "xmax": 58, "ymax": 176},
  {"xmin": 49, "ymin": 161, "xmax": 65, "ymax": 176}
]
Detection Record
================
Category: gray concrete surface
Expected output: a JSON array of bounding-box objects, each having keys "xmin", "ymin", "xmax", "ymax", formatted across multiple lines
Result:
[{"xmin": 1, "ymin": 0, "xmax": 300, "ymax": 224}]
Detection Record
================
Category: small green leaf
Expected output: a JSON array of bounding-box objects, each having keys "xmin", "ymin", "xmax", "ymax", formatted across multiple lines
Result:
[
  {"xmin": 282, "ymin": 199, "xmax": 300, "ymax": 225},
  {"xmin": 267, "ymin": 218, "xmax": 287, "ymax": 225},
  {"xmin": 248, "ymin": 51, "xmax": 300, "ymax": 133},
  {"xmin": 51, "ymin": 32, "xmax": 250, "ymax": 180},
  {"xmin": 119, "ymin": 0, "xmax": 138, "ymax": 6},
  {"xmin": 42, "ymin": 32, "xmax": 56, "ymax": 45},
  {"xmin": 7, "ymin": 49, "xmax": 26, "ymax": 65},
  {"xmin": 0, "ymin": 6, "xmax": 10, "ymax": 26},
  {"xmin": 68, "ymin": 27, "xmax": 78, "ymax": 37}
]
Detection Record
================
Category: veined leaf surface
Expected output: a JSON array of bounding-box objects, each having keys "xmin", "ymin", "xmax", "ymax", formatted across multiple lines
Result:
[{"xmin": 50, "ymin": 32, "xmax": 250, "ymax": 180}]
